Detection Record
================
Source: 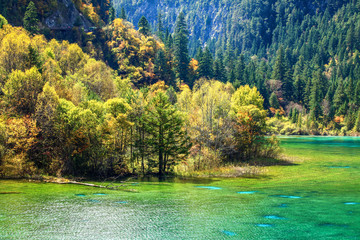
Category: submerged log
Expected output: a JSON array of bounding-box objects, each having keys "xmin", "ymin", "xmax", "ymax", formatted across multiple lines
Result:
[{"xmin": 44, "ymin": 177, "xmax": 137, "ymax": 191}]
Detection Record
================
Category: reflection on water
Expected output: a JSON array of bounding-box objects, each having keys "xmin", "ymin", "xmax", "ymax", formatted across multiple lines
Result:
[{"xmin": 0, "ymin": 136, "xmax": 359, "ymax": 239}]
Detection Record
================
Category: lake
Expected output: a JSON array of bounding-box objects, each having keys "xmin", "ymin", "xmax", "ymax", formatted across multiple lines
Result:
[{"xmin": 0, "ymin": 136, "xmax": 359, "ymax": 239}]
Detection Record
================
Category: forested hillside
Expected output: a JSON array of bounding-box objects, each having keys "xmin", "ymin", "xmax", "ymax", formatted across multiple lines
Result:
[
  {"xmin": 0, "ymin": 14, "xmax": 277, "ymax": 178},
  {"xmin": 1, "ymin": 0, "xmax": 360, "ymax": 179},
  {"xmin": 115, "ymin": 0, "xmax": 360, "ymax": 135}
]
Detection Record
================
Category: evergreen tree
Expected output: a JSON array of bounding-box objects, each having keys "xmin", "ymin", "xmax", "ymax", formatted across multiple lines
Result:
[
  {"xmin": 293, "ymin": 75, "xmax": 304, "ymax": 103},
  {"xmin": 143, "ymin": 92, "xmax": 191, "ymax": 176},
  {"xmin": 119, "ymin": 7, "xmax": 127, "ymax": 20},
  {"xmin": 108, "ymin": 7, "xmax": 115, "ymax": 24},
  {"xmin": 333, "ymin": 78, "xmax": 347, "ymax": 115},
  {"xmin": 269, "ymin": 92, "xmax": 280, "ymax": 109},
  {"xmin": 154, "ymin": 49, "xmax": 175, "ymax": 86},
  {"xmin": 174, "ymin": 12, "xmax": 190, "ymax": 86},
  {"xmin": 213, "ymin": 54, "xmax": 226, "ymax": 82},
  {"xmin": 28, "ymin": 45, "xmax": 43, "ymax": 73},
  {"xmin": 198, "ymin": 47, "xmax": 213, "ymax": 79},
  {"xmin": 138, "ymin": 16, "xmax": 151, "ymax": 36},
  {"xmin": 23, "ymin": 1, "xmax": 39, "ymax": 34},
  {"xmin": 156, "ymin": 12, "xmax": 165, "ymax": 41},
  {"xmin": 354, "ymin": 110, "xmax": 360, "ymax": 133},
  {"xmin": 235, "ymin": 54, "xmax": 245, "ymax": 85},
  {"xmin": 272, "ymin": 46, "xmax": 287, "ymax": 82},
  {"xmin": 310, "ymin": 71, "xmax": 323, "ymax": 119}
]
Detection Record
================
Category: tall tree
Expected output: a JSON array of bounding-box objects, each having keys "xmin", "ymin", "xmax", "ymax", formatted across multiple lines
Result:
[
  {"xmin": 156, "ymin": 12, "xmax": 165, "ymax": 41},
  {"xmin": 138, "ymin": 16, "xmax": 151, "ymax": 36},
  {"xmin": 174, "ymin": 12, "xmax": 190, "ymax": 86},
  {"xmin": 198, "ymin": 47, "xmax": 213, "ymax": 79},
  {"xmin": 119, "ymin": 7, "xmax": 127, "ymax": 20},
  {"xmin": 143, "ymin": 92, "xmax": 190, "ymax": 176},
  {"xmin": 23, "ymin": 1, "xmax": 39, "ymax": 34}
]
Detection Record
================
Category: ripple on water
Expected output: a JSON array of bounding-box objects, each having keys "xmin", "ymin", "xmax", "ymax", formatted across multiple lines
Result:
[
  {"xmin": 75, "ymin": 194, "xmax": 86, "ymax": 197},
  {"xmin": 344, "ymin": 202, "xmax": 359, "ymax": 205},
  {"xmin": 93, "ymin": 193, "xmax": 107, "ymax": 196},
  {"xmin": 277, "ymin": 204, "xmax": 288, "ymax": 208},
  {"xmin": 195, "ymin": 186, "xmax": 222, "ymax": 190},
  {"xmin": 221, "ymin": 230, "xmax": 236, "ymax": 236}
]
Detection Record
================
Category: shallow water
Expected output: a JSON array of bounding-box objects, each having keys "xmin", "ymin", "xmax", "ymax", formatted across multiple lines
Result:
[{"xmin": 0, "ymin": 136, "xmax": 359, "ymax": 239}]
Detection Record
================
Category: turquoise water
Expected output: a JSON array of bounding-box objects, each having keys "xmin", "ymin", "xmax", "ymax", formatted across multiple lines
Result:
[{"xmin": 0, "ymin": 136, "xmax": 359, "ymax": 239}]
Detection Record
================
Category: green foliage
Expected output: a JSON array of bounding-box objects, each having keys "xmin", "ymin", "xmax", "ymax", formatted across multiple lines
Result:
[
  {"xmin": 231, "ymin": 85, "xmax": 265, "ymax": 114},
  {"xmin": 174, "ymin": 12, "xmax": 190, "ymax": 86},
  {"xmin": 23, "ymin": 1, "xmax": 39, "ymax": 34},
  {"xmin": 269, "ymin": 92, "xmax": 280, "ymax": 109},
  {"xmin": 3, "ymin": 67, "xmax": 44, "ymax": 115},
  {"xmin": 119, "ymin": 7, "xmax": 127, "ymax": 20},
  {"xmin": 138, "ymin": 16, "xmax": 151, "ymax": 36},
  {"xmin": 0, "ymin": 15, "xmax": 8, "ymax": 29},
  {"xmin": 143, "ymin": 92, "xmax": 191, "ymax": 175}
]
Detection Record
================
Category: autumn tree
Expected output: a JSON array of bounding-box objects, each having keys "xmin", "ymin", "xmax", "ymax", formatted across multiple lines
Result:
[
  {"xmin": 230, "ymin": 85, "xmax": 268, "ymax": 160},
  {"xmin": 3, "ymin": 67, "xmax": 44, "ymax": 115}
]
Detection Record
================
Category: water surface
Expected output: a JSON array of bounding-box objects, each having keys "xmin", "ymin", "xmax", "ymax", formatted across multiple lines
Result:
[{"xmin": 0, "ymin": 136, "xmax": 359, "ymax": 239}]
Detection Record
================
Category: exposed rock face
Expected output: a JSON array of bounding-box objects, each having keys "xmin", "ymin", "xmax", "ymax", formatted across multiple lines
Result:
[{"xmin": 44, "ymin": 0, "xmax": 93, "ymax": 31}]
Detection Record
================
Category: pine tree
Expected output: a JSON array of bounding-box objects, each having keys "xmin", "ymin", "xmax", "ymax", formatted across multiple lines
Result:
[
  {"xmin": 293, "ymin": 75, "xmax": 304, "ymax": 103},
  {"xmin": 23, "ymin": 1, "xmax": 39, "ymax": 34},
  {"xmin": 28, "ymin": 45, "xmax": 43, "ymax": 73},
  {"xmin": 119, "ymin": 7, "xmax": 127, "ymax": 20},
  {"xmin": 213, "ymin": 54, "xmax": 226, "ymax": 82},
  {"xmin": 310, "ymin": 71, "xmax": 323, "ymax": 119},
  {"xmin": 154, "ymin": 49, "xmax": 175, "ymax": 86},
  {"xmin": 174, "ymin": 12, "xmax": 190, "ymax": 86},
  {"xmin": 354, "ymin": 110, "xmax": 360, "ymax": 133},
  {"xmin": 272, "ymin": 46, "xmax": 292, "ymax": 100},
  {"xmin": 333, "ymin": 78, "xmax": 347, "ymax": 115},
  {"xmin": 156, "ymin": 12, "xmax": 164, "ymax": 41},
  {"xmin": 143, "ymin": 92, "xmax": 191, "ymax": 176},
  {"xmin": 235, "ymin": 54, "xmax": 245, "ymax": 85},
  {"xmin": 138, "ymin": 16, "xmax": 151, "ymax": 36},
  {"xmin": 108, "ymin": 7, "xmax": 115, "ymax": 24},
  {"xmin": 269, "ymin": 92, "xmax": 280, "ymax": 109},
  {"xmin": 272, "ymin": 46, "xmax": 287, "ymax": 82},
  {"xmin": 198, "ymin": 47, "xmax": 213, "ymax": 79}
]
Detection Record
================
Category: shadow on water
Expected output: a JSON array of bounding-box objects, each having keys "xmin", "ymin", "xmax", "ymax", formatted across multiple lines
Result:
[
  {"xmin": 0, "ymin": 192, "xmax": 22, "ymax": 194},
  {"xmin": 247, "ymin": 157, "xmax": 298, "ymax": 167}
]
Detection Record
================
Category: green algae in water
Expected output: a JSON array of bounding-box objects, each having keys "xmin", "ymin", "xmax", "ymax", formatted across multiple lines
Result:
[{"xmin": 0, "ymin": 136, "xmax": 359, "ymax": 239}]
